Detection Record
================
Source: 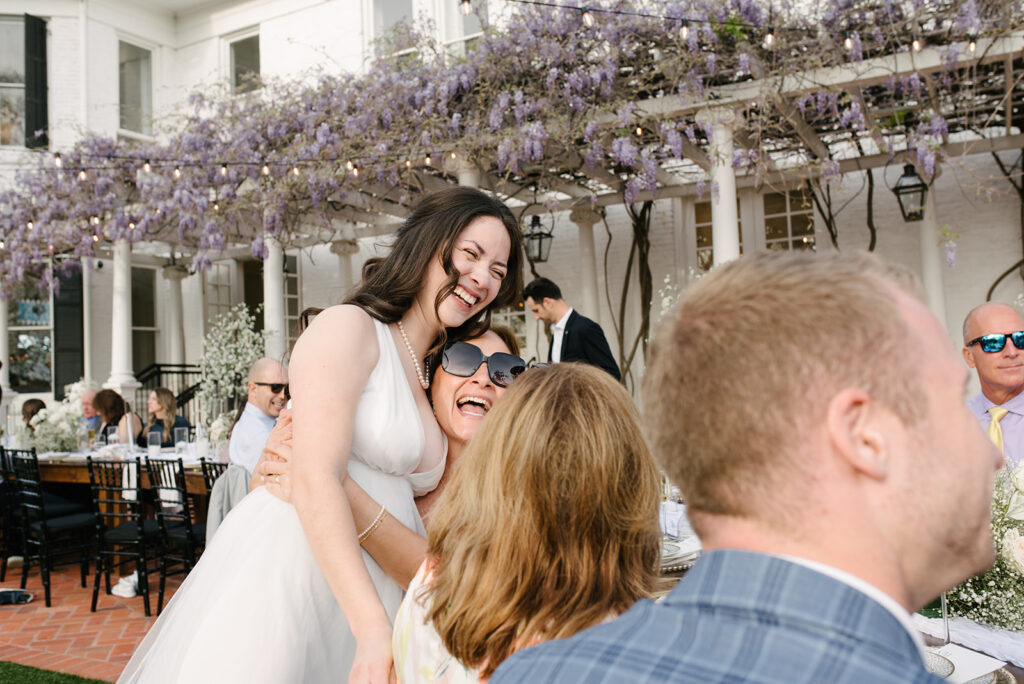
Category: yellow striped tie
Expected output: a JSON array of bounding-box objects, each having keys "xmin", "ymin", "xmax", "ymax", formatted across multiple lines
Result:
[{"xmin": 988, "ymin": 407, "xmax": 1009, "ymax": 453}]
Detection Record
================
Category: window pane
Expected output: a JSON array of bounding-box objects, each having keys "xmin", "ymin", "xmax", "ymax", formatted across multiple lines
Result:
[
  {"xmin": 697, "ymin": 249, "xmax": 713, "ymax": 271},
  {"xmin": 789, "ymin": 189, "xmax": 812, "ymax": 211},
  {"xmin": 694, "ymin": 201, "xmax": 711, "ymax": 225},
  {"xmin": 763, "ymin": 192, "xmax": 787, "ymax": 215},
  {"xmin": 0, "ymin": 18, "xmax": 24, "ymax": 84},
  {"xmin": 791, "ymin": 213, "xmax": 814, "ymax": 236},
  {"xmin": 793, "ymin": 237, "xmax": 816, "ymax": 251},
  {"xmin": 286, "ymin": 276, "xmax": 297, "ymax": 296},
  {"xmin": 765, "ymin": 216, "xmax": 788, "ymax": 241},
  {"xmin": 119, "ymin": 42, "xmax": 152, "ymax": 135},
  {"xmin": 133, "ymin": 330, "xmax": 156, "ymax": 373},
  {"xmin": 374, "ymin": 0, "xmax": 413, "ymax": 38},
  {"xmin": 131, "ymin": 267, "xmax": 156, "ymax": 327},
  {"xmin": 287, "ymin": 298, "xmax": 298, "ymax": 317},
  {"xmin": 0, "ymin": 86, "xmax": 24, "ymax": 146},
  {"xmin": 462, "ymin": 0, "xmax": 484, "ymax": 35},
  {"xmin": 231, "ymin": 35, "xmax": 260, "ymax": 94},
  {"xmin": 766, "ymin": 241, "xmax": 789, "ymax": 251},
  {"xmin": 696, "ymin": 224, "xmax": 712, "ymax": 248},
  {"xmin": 9, "ymin": 330, "xmax": 51, "ymax": 392}
]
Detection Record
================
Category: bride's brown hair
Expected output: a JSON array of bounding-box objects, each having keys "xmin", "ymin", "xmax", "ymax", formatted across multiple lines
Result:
[
  {"xmin": 344, "ymin": 186, "xmax": 523, "ymax": 356},
  {"xmin": 423, "ymin": 364, "xmax": 662, "ymax": 677}
]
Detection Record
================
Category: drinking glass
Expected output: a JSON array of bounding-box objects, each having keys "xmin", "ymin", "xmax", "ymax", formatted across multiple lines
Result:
[
  {"xmin": 106, "ymin": 426, "xmax": 119, "ymax": 445},
  {"xmin": 174, "ymin": 427, "xmax": 189, "ymax": 456},
  {"xmin": 148, "ymin": 431, "xmax": 162, "ymax": 458}
]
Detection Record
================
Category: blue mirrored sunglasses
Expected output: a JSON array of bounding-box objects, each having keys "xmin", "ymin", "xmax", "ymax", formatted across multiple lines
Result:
[{"xmin": 967, "ymin": 331, "xmax": 1024, "ymax": 353}]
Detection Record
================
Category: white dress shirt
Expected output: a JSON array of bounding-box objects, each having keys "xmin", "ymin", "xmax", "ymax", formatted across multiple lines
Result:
[
  {"xmin": 228, "ymin": 402, "xmax": 278, "ymax": 474},
  {"xmin": 550, "ymin": 307, "xmax": 573, "ymax": 363}
]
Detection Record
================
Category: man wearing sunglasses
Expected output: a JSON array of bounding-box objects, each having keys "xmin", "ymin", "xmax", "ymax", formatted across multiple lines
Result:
[
  {"xmin": 963, "ymin": 302, "xmax": 1024, "ymax": 463},
  {"xmin": 523, "ymin": 277, "xmax": 620, "ymax": 381},
  {"xmin": 228, "ymin": 357, "xmax": 289, "ymax": 474}
]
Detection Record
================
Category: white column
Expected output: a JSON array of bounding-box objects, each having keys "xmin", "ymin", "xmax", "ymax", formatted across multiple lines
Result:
[
  {"xmin": 569, "ymin": 207, "xmax": 603, "ymax": 324},
  {"xmin": 82, "ymin": 258, "xmax": 94, "ymax": 382},
  {"xmin": 0, "ymin": 297, "xmax": 16, "ymax": 432},
  {"xmin": 454, "ymin": 156, "xmax": 480, "ymax": 188},
  {"xmin": 697, "ymin": 107, "xmax": 740, "ymax": 266},
  {"xmin": 331, "ymin": 239, "xmax": 359, "ymax": 293},
  {"xmin": 263, "ymin": 235, "xmax": 286, "ymax": 361},
  {"xmin": 104, "ymin": 240, "xmax": 141, "ymax": 397},
  {"xmin": 919, "ymin": 189, "xmax": 948, "ymax": 324},
  {"xmin": 162, "ymin": 264, "xmax": 188, "ymax": 365}
]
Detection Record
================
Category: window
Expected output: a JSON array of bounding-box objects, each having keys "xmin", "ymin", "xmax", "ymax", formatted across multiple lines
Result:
[
  {"xmin": 491, "ymin": 304, "xmax": 528, "ymax": 355},
  {"xmin": 694, "ymin": 200, "xmax": 742, "ymax": 271},
  {"xmin": 205, "ymin": 262, "xmax": 233, "ymax": 328},
  {"xmin": 131, "ymin": 267, "xmax": 157, "ymax": 374},
  {"xmin": 763, "ymin": 190, "xmax": 815, "ymax": 251},
  {"xmin": 8, "ymin": 277, "xmax": 52, "ymax": 393},
  {"xmin": 444, "ymin": 0, "xmax": 486, "ymax": 56},
  {"xmin": 1, "ymin": 14, "xmax": 46, "ymax": 148},
  {"xmin": 372, "ymin": 0, "xmax": 414, "ymax": 53},
  {"xmin": 230, "ymin": 34, "xmax": 260, "ymax": 94},
  {"xmin": 284, "ymin": 255, "xmax": 300, "ymax": 352},
  {"xmin": 119, "ymin": 41, "xmax": 152, "ymax": 136}
]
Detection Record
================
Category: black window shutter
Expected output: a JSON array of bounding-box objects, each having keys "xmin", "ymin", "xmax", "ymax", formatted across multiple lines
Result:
[
  {"xmin": 53, "ymin": 270, "xmax": 84, "ymax": 401},
  {"xmin": 24, "ymin": 14, "xmax": 48, "ymax": 149}
]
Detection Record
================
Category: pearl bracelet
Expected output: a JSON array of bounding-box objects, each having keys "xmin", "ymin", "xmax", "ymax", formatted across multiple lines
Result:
[{"xmin": 358, "ymin": 505, "xmax": 388, "ymax": 543}]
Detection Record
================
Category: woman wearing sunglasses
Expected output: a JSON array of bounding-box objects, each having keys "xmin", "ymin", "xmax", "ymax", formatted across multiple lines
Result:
[
  {"xmin": 120, "ymin": 187, "xmax": 523, "ymax": 684},
  {"xmin": 251, "ymin": 326, "xmax": 526, "ymax": 588},
  {"xmin": 393, "ymin": 363, "xmax": 662, "ymax": 682}
]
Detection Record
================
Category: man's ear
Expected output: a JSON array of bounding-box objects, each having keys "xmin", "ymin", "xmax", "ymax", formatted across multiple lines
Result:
[
  {"xmin": 826, "ymin": 388, "xmax": 888, "ymax": 481},
  {"xmin": 963, "ymin": 345, "xmax": 977, "ymax": 369}
]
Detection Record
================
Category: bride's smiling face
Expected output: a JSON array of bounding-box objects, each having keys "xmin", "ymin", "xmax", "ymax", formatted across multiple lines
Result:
[{"xmin": 419, "ymin": 216, "xmax": 511, "ymax": 329}]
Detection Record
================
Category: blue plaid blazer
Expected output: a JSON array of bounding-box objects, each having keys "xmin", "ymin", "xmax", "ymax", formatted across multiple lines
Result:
[{"xmin": 492, "ymin": 550, "xmax": 944, "ymax": 683}]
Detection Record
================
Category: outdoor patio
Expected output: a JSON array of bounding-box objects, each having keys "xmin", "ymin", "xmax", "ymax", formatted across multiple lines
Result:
[{"xmin": 0, "ymin": 563, "xmax": 183, "ymax": 682}]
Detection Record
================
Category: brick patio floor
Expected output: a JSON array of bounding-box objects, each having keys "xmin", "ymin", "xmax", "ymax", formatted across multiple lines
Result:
[{"xmin": 0, "ymin": 562, "xmax": 183, "ymax": 682}]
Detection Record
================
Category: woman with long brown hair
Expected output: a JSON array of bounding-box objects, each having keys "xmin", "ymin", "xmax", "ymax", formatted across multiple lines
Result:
[
  {"xmin": 393, "ymin": 363, "xmax": 662, "ymax": 681},
  {"xmin": 121, "ymin": 186, "xmax": 523, "ymax": 684},
  {"xmin": 138, "ymin": 387, "xmax": 191, "ymax": 448}
]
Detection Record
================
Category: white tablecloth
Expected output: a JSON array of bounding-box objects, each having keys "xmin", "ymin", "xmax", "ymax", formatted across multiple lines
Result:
[{"xmin": 914, "ymin": 614, "xmax": 1024, "ymax": 667}]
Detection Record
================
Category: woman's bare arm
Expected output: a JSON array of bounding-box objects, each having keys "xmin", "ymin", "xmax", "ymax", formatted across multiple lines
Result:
[{"xmin": 288, "ymin": 306, "xmax": 394, "ymax": 683}]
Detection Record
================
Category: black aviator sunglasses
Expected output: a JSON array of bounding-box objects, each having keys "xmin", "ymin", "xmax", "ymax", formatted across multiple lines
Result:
[
  {"xmin": 253, "ymin": 382, "xmax": 290, "ymax": 399},
  {"xmin": 441, "ymin": 341, "xmax": 527, "ymax": 387}
]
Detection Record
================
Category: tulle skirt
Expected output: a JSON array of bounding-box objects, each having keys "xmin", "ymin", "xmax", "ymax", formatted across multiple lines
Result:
[{"xmin": 119, "ymin": 473, "xmax": 419, "ymax": 684}]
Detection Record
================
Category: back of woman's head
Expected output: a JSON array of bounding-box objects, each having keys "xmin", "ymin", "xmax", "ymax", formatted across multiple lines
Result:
[
  {"xmin": 426, "ymin": 363, "xmax": 661, "ymax": 676},
  {"xmin": 345, "ymin": 187, "xmax": 524, "ymax": 351},
  {"xmin": 92, "ymin": 389, "xmax": 125, "ymax": 425}
]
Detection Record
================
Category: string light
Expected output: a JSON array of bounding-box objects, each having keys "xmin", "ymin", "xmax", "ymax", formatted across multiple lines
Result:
[
  {"xmin": 635, "ymin": 125, "xmax": 643, "ymax": 136},
  {"xmin": 78, "ymin": 169, "xmax": 87, "ymax": 181},
  {"xmin": 346, "ymin": 160, "xmax": 354, "ymax": 171},
  {"xmin": 27, "ymin": 221, "xmax": 33, "ymax": 231},
  {"xmin": 405, "ymin": 160, "xmax": 412, "ymax": 168},
  {"xmin": 173, "ymin": 166, "xmax": 182, "ymax": 179},
  {"xmin": 53, "ymin": 153, "xmax": 62, "ymax": 169},
  {"xmin": 844, "ymin": 32, "xmax": 852, "ymax": 51},
  {"xmin": 261, "ymin": 163, "xmax": 271, "ymax": 176},
  {"xmin": 582, "ymin": 8, "xmax": 594, "ymax": 28},
  {"xmin": 213, "ymin": 202, "xmax": 220, "ymax": 211},
  {"xmin": 460, "ymin": 0, "xmax": 472, "ymax": 16},
  {"xmin": 450, "ymin": 151, "xmax": 457, "ymax": 159},
  {"xmin": 763, "ymin": 26, "xmax": 775, "ymax": 47},
  {"xmin": 912, "ymin": 36, "xmax": 921, "ymax": 52},
  {"xmin": 425, "ymin": 154, "xmax": 432, "ymax": 165},
  {"xmin": 143, "ymin": 159, "xmax": 152, "ymax": 173},
  {"xmin": 90, "ymin": 216, "xmax": 100, "ymax": 226},
  {"xmin": 353, "ymin": 167, "xmax": 360, "ymax": 177},
  {"xmin": 129, "ymin": 221, "xmax": 136, "ymax": 230},
  {"xmin": 292, "ymin": 165, "xmax": 301, "ymax": 176},
  {"xmin": 92, "ymin": 234, "xmax": 99, "ymax": 242},
  {"xmin": 679, "ymin": 19, "xmax": 689, "ymax": 41},
  {"xmin": 0, "ymin": 241, "xmax": 5, "ymax": 250},
  {"xmin": 220, "ymin": 163, "xmax": 228, "ymax": 176},
  {"xmin": 968, "ymin": 35, "xmax": 977, "ymax": 53}
]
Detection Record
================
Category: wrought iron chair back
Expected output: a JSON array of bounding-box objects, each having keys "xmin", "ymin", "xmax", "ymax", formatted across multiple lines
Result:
[{"xmin": 144, "ymin": 456, "xmax": 204, "ymax": 613}]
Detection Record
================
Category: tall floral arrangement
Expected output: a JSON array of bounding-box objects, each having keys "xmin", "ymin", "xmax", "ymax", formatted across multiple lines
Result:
[
  {"xmin": 195, "ymin": 303, "xmax": 265, "ymax": 428},
  {"xmin": 947, "ymin": 464, "xmax": 1024, "ymax": 630},
  {"xmin": 27, "ymin": 380, "xmax": 91, "ymax": 453}
]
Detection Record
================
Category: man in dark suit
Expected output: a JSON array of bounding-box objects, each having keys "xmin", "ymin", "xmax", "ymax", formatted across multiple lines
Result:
[
  {"xmin": 495, "ymin": 251, "xmax": 1000, "ymax": 683},
  {"xmin": 523, "ymin": 277, "xmax": 620, "ymax": 380}
]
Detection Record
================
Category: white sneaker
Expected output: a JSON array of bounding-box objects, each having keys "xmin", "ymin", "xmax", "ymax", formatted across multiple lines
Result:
[{"xmin": 111, "ymin": 572, "xmax": 138, "ymax": 598}]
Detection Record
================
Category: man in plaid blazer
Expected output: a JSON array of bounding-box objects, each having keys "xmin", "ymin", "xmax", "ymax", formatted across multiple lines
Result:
[{"xmin": 493, "ymin": 251, "xmax": 1001, "ymax": 683}]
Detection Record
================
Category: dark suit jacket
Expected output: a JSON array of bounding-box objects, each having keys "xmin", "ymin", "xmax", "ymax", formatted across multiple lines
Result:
[
  {"xmin": 493, "ymin": 549, "xmax": 943, "ymax": 684},
  {"xmin": 550, "ymin": 310, "xmax": 621, "ymax": 381}
]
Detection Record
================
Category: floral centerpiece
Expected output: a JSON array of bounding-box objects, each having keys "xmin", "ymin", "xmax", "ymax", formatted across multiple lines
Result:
[
  {"xmin": 947, "ymin": 463, "xmax": 1024, "ymax": 630},
  {"xmin": 27, "ymin": 380, "xmax": 92, "ymax": 453},
  {"xmin": 195, "ymin": 303, "xmax": 265, "ymax": 442}
]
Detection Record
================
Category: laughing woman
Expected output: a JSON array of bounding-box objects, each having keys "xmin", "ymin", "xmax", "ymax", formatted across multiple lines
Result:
[{"xmin": 119, "ymin": 187, "xmax": 523, "ymax": 684}]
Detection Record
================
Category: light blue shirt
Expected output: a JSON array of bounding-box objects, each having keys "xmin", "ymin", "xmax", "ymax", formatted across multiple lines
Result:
[
  {"xmin": 228, "ymin": 402, "xmax": 278, "ymax": 474},
  {"xmin": 967, "ymin": 390, "xmax": 1024, "ymax": 465}
]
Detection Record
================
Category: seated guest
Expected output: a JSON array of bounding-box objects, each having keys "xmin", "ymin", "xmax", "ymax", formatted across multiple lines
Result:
[
  {"xmin": 81, "ymin": 389, "xmax": 102, "ymax": 434},
  {"xmin": 228, "ymin": 358, "xmax": 288, "ymax": 474},
  {"xmin": 21, "ymin": 398, "xmax": 45, "ymax": 432},
  {"xmin": 493, "ymin": 251, "xmax": 1001, "ymax": 683},
  {"xmin": 92, "ymin": 389, "xmax": 142, "ymax": 445},
  {"xmin": 393, "ymin": 363, "xmax": 661, "ymax": 681},
  {"xmin": 137, "ymin": 387, "xmax": 190, "ymax": 448}
]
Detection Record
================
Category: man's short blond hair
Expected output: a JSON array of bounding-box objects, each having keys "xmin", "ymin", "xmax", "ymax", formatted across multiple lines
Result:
[{"xmin": 643, "ymin": 250, "xmax": 926, "ymax": 526}]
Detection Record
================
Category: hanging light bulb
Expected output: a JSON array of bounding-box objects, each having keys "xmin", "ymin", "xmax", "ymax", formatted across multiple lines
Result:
[
  {"xmin": 911, "ymin": 36, "xmax": 921, "ymax": 52},
  {"xmin": 27, "ymin": 221, "xmax": 34, "ymax": 231},
  {"xmin": 425, "ymin": 154, "xmax": 432, "ymax": 166},
  {"xmin": 53, "ymin": 152, "xmax": 63, "ymax": 169},
  {"xmin": 292, "ymin": 165, "xmax": 301, "ymax": 176},
  {"xmin": 78, "ymin": 169, "xmax": 87, "ymax": 181},
  {"xmin": 213, "ymin": 201, "xmax": 220, "ymax": 211},
  {"xmin": 173, "ymin": 166, "xmax": 182, "ymax": 179},
  {"xmin": 635, "ymin": 125, "xmax": 643, "ymax": 136},
  {"xmin": 220, "ymin": 163, "xmax": 228, "ymax": 176},
  {"xmin": 143, "ymin": 159, "xmax": 152, "ymax": 173},
  {"xmin": 353, "ymin": 167, "xmax": 360, "ymax": 177},
  {"xmin": 680, "ymin": 19, "xmax": 689, "ymax": 41},
  {"xmin": 764, "ymin": 26, "xmax": 775, "ymax": 47},
  {"xmin": 582, "ymin": 8, "xmax": 595, "ymax": 28},
  {"xmin": 0, "ymin": 240, "xmax": 5, "ymax": 250},
  {"xmin": 92, "ymin": 234, "xmax": 99, "ymax": 242},
  {"xmin": 48, "ymin": 243, "xmax": 54, "ymax": 251},
  {"xmin": 844, "ymin": 32, "xmax": 853, "ymax": 51},
  {"xmin": 405, "ymin": 160, "xmax": 412, "ymax": 168},
  {"xmin": 346, "ymin": 160, "xmax": 354, "ymax": 171},
  {"xmin": 90, "ymin": 216, "xmax": 100, "ymax": 226},
  {"xmin": 129, "ymin": 221, "xmax": 136, "ymax": 230},
  {"xmin": 460, "ymin": 0, "xmax": 472, "ymax": 16},
  {"xmin": 450, "ymin": 151, "xmax": 457, "ymax": 159},
  {"xmin": 261, "ymin": 163, "xmax": 270, "ymax": 176},
  {"xmin": 968, "ymin": 35, "xmax": 977, "ymax": 53}
]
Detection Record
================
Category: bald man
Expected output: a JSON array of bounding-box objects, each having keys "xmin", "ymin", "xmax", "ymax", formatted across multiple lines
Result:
[
  {"xmin": 963, "ymin": 302, "xmax": 1024, "ymax": 464},
  {"xmin": 228, "ymin": 358, "xmax": 289, "ymax": 473}
]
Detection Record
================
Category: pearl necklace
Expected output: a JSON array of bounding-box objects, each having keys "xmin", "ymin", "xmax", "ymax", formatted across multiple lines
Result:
[{"xmin": 397, "ymin": 320, "xmax": 430, "ymax": 390}]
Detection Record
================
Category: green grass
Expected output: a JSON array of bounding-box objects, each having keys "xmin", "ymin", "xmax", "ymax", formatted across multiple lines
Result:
[{"xmin": 0, "ymin": 662, "xmax": 109, "ymax": 684}]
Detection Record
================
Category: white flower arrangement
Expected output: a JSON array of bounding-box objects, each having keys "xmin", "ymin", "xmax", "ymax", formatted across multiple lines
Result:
[
  {"xmin": 195, "ymin": 303, "xmax": 265, "ymax": 427},
  {"xmin": 657, "ymin": 269, "xmax": 704, "ymax": 321},
  {"xmin": 208, "ymin": 411, "xmax": 235, "ymax": 452},
  {"xmin": 27, "ymin": 380, "xmax": 92, "ymax": 453},
  {"xmin": 948, "ymin": 462, "xmax": 1024, "ymax": 630}
]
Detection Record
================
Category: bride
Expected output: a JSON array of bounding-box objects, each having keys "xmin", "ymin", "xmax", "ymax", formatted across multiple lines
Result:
[{"xmin": 119, "ymin": 186, "xmax": 523, "ymax": 683}]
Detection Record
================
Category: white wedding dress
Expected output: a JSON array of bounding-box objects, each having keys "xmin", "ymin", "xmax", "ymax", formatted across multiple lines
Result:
[{"xmin": 119, "ymin": 319, "xmax": 444, "ymax": 683}]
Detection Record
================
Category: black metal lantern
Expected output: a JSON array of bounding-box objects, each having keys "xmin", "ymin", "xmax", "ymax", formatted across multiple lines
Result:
[
  {"xmin": 524, "ymin": 214, "xmax": 554, "ymax": 263},
  {"xmin": 892, "ymin": 164, "xmax": 928, "ymax": 222}
]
